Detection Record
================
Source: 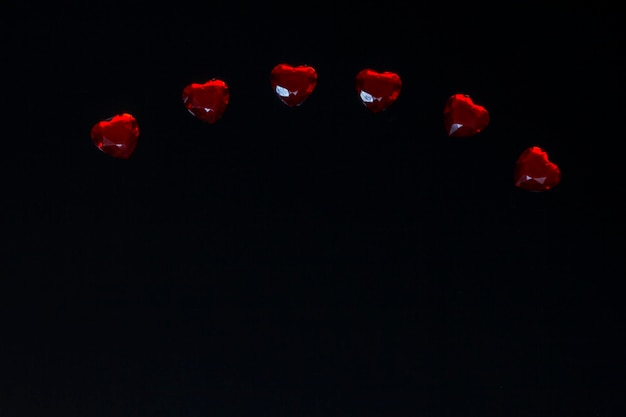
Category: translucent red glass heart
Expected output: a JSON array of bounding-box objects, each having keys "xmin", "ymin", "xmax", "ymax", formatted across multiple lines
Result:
[
  {"xmin": 355, "ymin": 69, "xmax": 402, "ymax": 113},
  {"xmin": 90, "ymin": 113, "xmax": 139, "ymax": 159},
  {"xmin": 443, "ymin": 94, "xmax": 490, "ymax": 137},
  {"xmin": 514, "ymin": 146, "xmax": 561, "ymax": 191},
  {"xmin": 270, "ymin": 63, "xmax": 318, "ymax": 107},
  {"xmin": 182, "ymin": 79, "xmax": 230, "ymax": 124}
]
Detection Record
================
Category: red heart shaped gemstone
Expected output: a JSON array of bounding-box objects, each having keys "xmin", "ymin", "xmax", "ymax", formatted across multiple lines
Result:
[
  {"xmin": 182, "ymin": 79, "xmax": 230, "ymax": 124},
  {"xmin": 90, "ymin": 113, "xmax": 139, "ymax": 159},
  {"xmin": 270, "ymin": 63, "xmax": 318, "ymax": 107},
  {"xmin": 514, "ymin": 146, "xmax": 561, "ymax": 191},
  {"xmin": 443, "ymin": 94, "xmax": 490, "ymax": 137},
  {"xmin": 355, "ymin": 69, "xmax": 402, "ymax": 113}
]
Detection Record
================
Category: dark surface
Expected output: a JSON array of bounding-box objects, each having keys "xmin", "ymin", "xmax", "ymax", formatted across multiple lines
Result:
[{"xmin": 1, "ymin": 8, "xmax": 624, "ymax": 417}]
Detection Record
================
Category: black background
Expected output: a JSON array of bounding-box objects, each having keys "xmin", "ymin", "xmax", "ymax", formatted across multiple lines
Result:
[{"xmin": 1, "ymin": 6, "xmax": 624, "ymax": 417}]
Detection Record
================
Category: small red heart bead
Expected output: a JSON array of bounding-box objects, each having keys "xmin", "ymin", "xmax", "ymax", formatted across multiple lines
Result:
[
  {"xmin": 443, "ymin": 94, "xmax": 490, "ymax": 137},
  {"xmin": 514, "ymin": 146, "xmax": 561, "ymax": 191},
  {"xmin": 90, "ymin": 113, "xmax": 139, "ymax": 159},
  {"xmin": 355, "ymin": 69, "xmax": 402, "ymax": 113},
  {"xmin": 182, "ymin": 79, "xmax": 230, "ymax": 124},
  {"xmin": 270, "ymin": 63, "xmax": 318, "ymax": 107}
]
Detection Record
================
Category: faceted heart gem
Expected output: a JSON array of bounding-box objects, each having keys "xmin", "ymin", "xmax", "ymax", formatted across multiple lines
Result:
[
  {"xmin": 514, "ymin": 146, "xmax": 561, "ymax": 191},
  {"xmin": 182, "ymin": 79, "xmax": 230, "ymax": 124},
  {"xmin": 270, "ymin": 63, "xmax": 318, "ymax": 107},
  {"xmin": 355, "ymin": 68, "xmax": 402, "ymax": 113},
  {"xmin": 443, "ymin": 94, "xmax": 490, "ymax": 137},
  {"xmin": 90, "ymin": 113, "xmax": 139, "ymax": 159}
]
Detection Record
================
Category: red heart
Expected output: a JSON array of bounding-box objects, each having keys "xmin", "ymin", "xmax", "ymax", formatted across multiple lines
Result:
[
  {"xmin": 270, "ymin": 63, "xmax": 318, "ymax": 107},
  {"xmin": 355, "ymin": 69, "xmax": 402, "ymax": 113},
  {"xmin": 443, "ymin": 94, "xmax": 490, "ymax": 137},
  {"xmin": 182, "ymin": 79, "xmax": 230, "ymax": 124},
  {"xmin": 90, "ymin": 113, "xmax": 139, "ymax": 159},
  {"xmin": 514, "ymin": 146, "xmax": 561, "ymax": 191}
]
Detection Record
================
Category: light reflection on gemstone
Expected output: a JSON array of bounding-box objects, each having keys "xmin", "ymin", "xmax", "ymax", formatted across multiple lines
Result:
[
  {"xmin": 276, "ymin": 85, "xmax": 290, "ymax": 97},
  {"xmin": 449, "ymin": 123, "xmax": 463, "ymax": 135},
  {"xmin": 360, "ymin": 90, "xmax": 374, "ymax": 103}
]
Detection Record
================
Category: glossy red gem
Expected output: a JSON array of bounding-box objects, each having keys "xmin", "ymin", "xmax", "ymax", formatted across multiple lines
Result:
[
  {"xmin": 90, "ymin": 113, "xmax": 139, "ymax": 159},
  {"xmin": 182, "ymin": 79, "xmax": 230, "ymax": 124},
  {"xmin": 443, "ymin": 94, "xmax": 490, "ymax": 137},
  {"xmin": 355, "ymin": 69, "xmax": 402, "ymax": 113},
  {"xmin": 514, "ymin": 146, "xmax": 561, "ymax": 191},
  {"xmin": 270, "ymin": 63, "xmax": 318, "ymax": 107}
]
